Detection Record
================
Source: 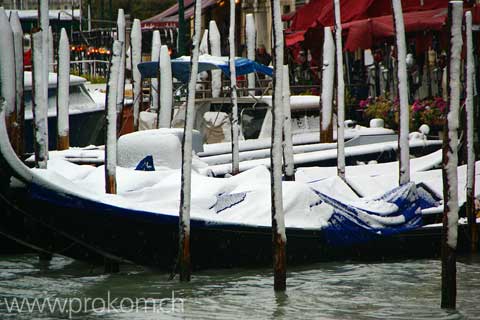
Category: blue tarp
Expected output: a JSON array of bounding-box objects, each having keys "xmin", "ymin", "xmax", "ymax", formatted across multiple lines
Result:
[
  {"xmin": 311, "ymin": 182, "xmax": 434, "ymax": 247},
  {"xmin": 137, "ymin": 55, "xmax": 273, "ymax": 83}
]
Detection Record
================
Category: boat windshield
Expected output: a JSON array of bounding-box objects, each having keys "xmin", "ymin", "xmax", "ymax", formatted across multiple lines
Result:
[{"xmin": 24, "ymin": 84, "xmax": 96, "ymax": 112}]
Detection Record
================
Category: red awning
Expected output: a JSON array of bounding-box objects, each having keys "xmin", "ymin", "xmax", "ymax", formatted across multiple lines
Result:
[
  {"xmin": 141, "ymin": 0, "xmax": 217, "ymax": 29},
  {"xmin": 342, "ymin": 8, "xmax": 448, "ymax": 51}
]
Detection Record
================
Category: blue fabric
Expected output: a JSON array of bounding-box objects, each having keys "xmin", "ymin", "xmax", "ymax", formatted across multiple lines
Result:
[
  {"xmin": 312, "ymin": 182, "xmax": 426, "ymax": 247},
  {"xmin": 135, "ymin": 155, "xmax": 155, "ymax": 171},
  {"xmin": 137, "ymin": 56, "xmax": 273, "ymax": 83}
]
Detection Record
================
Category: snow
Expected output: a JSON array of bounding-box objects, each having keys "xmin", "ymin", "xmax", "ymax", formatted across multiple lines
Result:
[
  {"xmin": 32, "ymin": 30, "xmax": 49, "ymax": 168},
  {"xmin": 465, "ymin": 11, "xmax": 475, "ymax": 193},
  {"xmin": 131, "ymin": 19, "xmax": 142, "ymax": 129},
  {"xmin": 392, "ymin": 0, "xmax": 410, "ymax": 185},
  {"xmin": 4, "ymin": 9, "xmax": 80, "ymax": 20},
  {"xmin": 334, "ymin": 0, "xmax": 345, "ymax": 179},
  {"xmin": 10, "ymin": 11, "xmax": 23, "ymax": 124},
  {"xmin": 272, "ymin": 0, "xmax": 286, "ymax": 240},
  {"xmin": 0, "ymin": 8, "xmax": 16, "ymax": 118},
  {"xmin": 321, "ymin": 27, "xmax": 334, "ymax": 131},
  {"xmin": 246, "ymin": 13, "xmax": 256, "ymax": 91},
  {"xmin": 106, "ymin": 40, "xmax": 123, "ymax": 178},
  {"xmin": 57, "ymin": 28, "xmax": 70, "ymax": 138},
  {"xmin": 229, "ymin": 0, "xmax": 240, "ymax": 174},
  {"xmin": 150, "ymin": 30, "xmax": 161, "ymax": 110},
  {"xmin": 444, "ymin": 1, "xmax": 463, "ymax": 249},
  {"xmin": 209, "ymin": 20, "xmax": 222, "ymax": 98},
  {"xmin": 116, "ymin": 9, "xmax": 126, "ymax": 111},
  {"xmin": 282, "ymin": 65, "xmax": 294, "ymax": 178},
  {"xmin": 158, "ymin": 45, "xmax": 173, "ymax": 128}
]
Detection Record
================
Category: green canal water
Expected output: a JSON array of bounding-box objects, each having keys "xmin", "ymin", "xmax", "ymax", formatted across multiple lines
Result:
[{"xmin": 0, "ymin": 254, "xmax": 479, "ymax": 319}]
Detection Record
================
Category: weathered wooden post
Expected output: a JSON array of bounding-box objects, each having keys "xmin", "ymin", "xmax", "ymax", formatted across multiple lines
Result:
[
  {"xmin": 271, "ymin": 0, "xmax": 287, "ymax": 291},
  {"xmin": 283, "ymin": 65, "xmax": 294, "ymax": 181},
  {"xmin": 48, "ymin": 26, "xmax": 54, "ymax": 73},
  {"xmin": 32, "ymin": 29, "xmax": 49, "ymax": 169},
  {"xmin": 333, "ymin": 0, "xmax": 345, "ymax": 180},
  {"xmin": 465, "ymin": 11, "xmax": 477, "ymax": 252},
  {"xmin": 229, "ymin": 0, "xmax": 240, "ymax": 175},
  {"xmin": 209, "ymin": 20, "xmax": 221, "ymax": 98},
  {"xmin": 0, "ymin": 9, "xmax": 16, "ymax": 149},
  {"xmin": 320, "ymin": 26, "xmax": 334, "ymax": 143},
  {"xmin": 178, "ymin": 0, "xmax": 202, "ymax": 282},
  {"xmin": 441, "ymin": 1, "xmax": 462, "ymax": 310},
  {"xmin": 246, "ymin": 13, "xmax": 256, "ymax": 93},
  {"xmin": 151, "ymin": 30, "xmax": 161, "ymax": 113},
  {"xmin": 105, "ymin": 40, "xmax": 123, "ymax": 194},
  {"xmin": 10, "ymin": 11, "xmax": 24, "ymax": 156},
  {"xmin": 199, "ymin": 29, "xmax": 209, "ymax": 55},
  {"xmin": 116, "ymin": 9, "xmax": 126, "ymax": 134},
  {"xmin": 56, "ymin": 28, "xmax": 70, "ymax": 150},
  {"xmin": 391, "ymin": 0, "xmax": 410, "ymax": 185},
  {"xmin": 158, "ymin": 45, "xmax": 173, "ymax": 128},
  {"xmin": 131, "ymin": 18, "xmax": 142, "ymax": 131}
]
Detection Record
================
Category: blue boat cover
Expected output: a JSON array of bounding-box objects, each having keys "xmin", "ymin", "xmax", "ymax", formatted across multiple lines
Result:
[
  {"xmin": 135, "ymin": 155, "xmax": 155, "ymax": 171},
  {"xmin": 137, "ymin": 55, "xmax": 273, "ymax": 83},
  {"xmin": 312, "ymin": 182, "xmax": 434, "ymax": 247}
]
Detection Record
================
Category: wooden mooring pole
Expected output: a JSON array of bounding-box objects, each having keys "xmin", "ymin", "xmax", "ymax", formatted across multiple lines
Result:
[
  {"xmin": 282, "ymin": 65, "xmax": 294, "ymax": 181},
  {"xmin": 229, "ymin": 0, "xmax": 240, "ymax": 176},
  {"xmin": 151, "ymin": 30, "xmax": 161, "ymax": 115},
  {"xmin": 465, "ymin": 11, "xmax": 478, "ymax": 252},
  {"xmin": 271, "ymin": 0, "xmax": 287, "ymax": 291},
  {"xmin": 391, "ymin": 0, "xmax": 410, "ymax": 185},
  {"xmin": 105, "ymin": 40, "xmax": 123, "ymax": 195},
  {"xmin": 131, "ymin": 19, "xmax": 142, "ymax": 131},
  {"xmin": 246, "ymin": 14, "xmax": 256, "ymax": 94},
  {"xmin": 57, "ymin": 28, "xmax": 70, "ymax": 151},
  {"xmin": 441, "ymin": 1, "xmax": 462, "ymax": 310},
  {"xmin": 320, "ymin": 27, "xmax": 334, "ymax": 143},
  {"xmin": 178, "ymin": 0, "xmax": 202, "ymax": 282},
  {"xmin": 158, "ymin": 45, "xmax": 173, "ymax": 128},
  {"xmin": 116, "ymin": 9, "xmax": 126, "ymax": 135}
]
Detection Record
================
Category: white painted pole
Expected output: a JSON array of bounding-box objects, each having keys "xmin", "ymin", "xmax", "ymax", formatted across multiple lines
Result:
[
  {"xmin": 0, "ymin": 8, "xmax": 16, "ymax": 145},
  {"xmin": 32, "ymin": 30, "xmax": 48, "ymax": 169},
  {"xmin": 10, "ymin": 11, "xmax": 24, "ymax": 155},
  {"xmin": 199, "ymin": 29, "xmax": 209, "ymax": 54},
  {"xmin": 39, "ymin": 0, "xmax": 49, "ymax": 162},
  {"xmin": 246, "ymin": 13, "xmax": 256, "ymax": 92},
  {"xmin": 57, "ymin": 28, "xmax": 70, "ymax": 150},
  {"xmin": 209, "ymin": 20, "xmax": 222, "ymax": 98},
  {"xmin": 48, "ymin": 26, "xmax": 54, "ymax": 73},
  {"xmin": 465, "ymin": 11, "xmax": 477, "ymax": 252},
  {"xmin": 151, "ymin": 30, "xmax": 161, "ymax": 112},
  {"xmin": 271, "ymin": 0, "xmax": 286, "ymax": 292},
  {"xmin": 158, "ymin": 45, "xmax": 173, "ymax": 128},
  {"xmin": 321, "ymin": 26, "xmax": 335, "ymax": 143},
  {"xmin": 391, "ymin": 0, "xmax": 410, "ymax": 185},
  {"xmin": 116, "ymin": 9, "xmax": 126, "ymax": 117},
  {"xmin": 229, "ymin": 0, "xmax": 240, "ymax": 175},
  {"xmin": 333, "ymin": 0, "xmax": 345, "ymax": 180},
  {"xmin": 131, "ymin": 19, "xmax": 142, "ymax": 131},
  {"xmin": 179, "ymin": 0, "xmax": 203, "ymax": 282},
  {"xmin": 282, "ymin": 65, "xmax": 294, "ymax": 180},
  {"xmin": 105, "ymin": 40, "xmax": 123, "ymax": 195}
]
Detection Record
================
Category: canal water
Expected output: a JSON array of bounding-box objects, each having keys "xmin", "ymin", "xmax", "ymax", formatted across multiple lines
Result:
[{"xmin": 0, "ymin": 254, "xmax": 479, "ymax": 319}]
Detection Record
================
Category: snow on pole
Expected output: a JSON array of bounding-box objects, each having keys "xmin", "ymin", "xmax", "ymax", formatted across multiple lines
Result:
[
  {"xmin": 48, "ymin": 26, "xmax": 54, "ymax": 73},
  {"xmin": 199, "ymin": 29, "xmax": 209, "ymax": 54},
  {"xmin": 151, "ymin": 30, "xmax": 161, "ymax": 112},
  {"xmin": 10, "ymin": 11, "xmax": 24, "ymax": 156},
  {"xmin": 116, "ymin": 9, "xmax": 126, "ymax": 123},
  {"xmin": 271, "ymin": 0, "xmax": 286, "ymax": 292},
  {"xmin": 105, "ymin": 40, "xmax": 123, "ymax": 195},
  {"xmin": 39, "ymin": 0, "xmax": 49, "ymax": 160},
  {"xmin": 441, "ymin": 1, "xmax": 462, "ymax": 310},
  {"xmin": 391, "ymin": 0, "xmax": 410, "ymax": 185},
  {"xmin": 209, "ymin": 20, "xmax": 222, "ymax": 98},
  {"xmin": 321, "ymin": 26, "xmax": 334, "ymax": 143},
  {"xmin": 178, "ymin": 0, "xmax": 202, "ymax": 282},
  {"xmin": 282, "ymin": 65, "xmax": 294, "ymax": 181},
  {"xmin": 334, "ymin": 0, "xmax": 345, "ymax": 180},
  {"xmin": 229, "ymin": 0, "xmax": 240, "ymax": 175},
  {"xmin": 56, "ymin": 28, "xmax": 70, "ymax": 150},
  {"xmin": 0, "ymin": 8, "xmax": 16, "ymax": 146},
  {"xmin": 465, "ymin": 11, "xmax": 477, "ymax": 252},
  {"xmin": 31, "ymin": 30, "xmax": 48, "ymax": 169},
  {"xmin": 246, "ymin": 13, "xmax": 256, "ymax": 93},
  {"xmin": 158, "ymin": 45, "xmax": 173, "ymax": 128},
  {"xmin": 131, "ymin": 19, "xmax": 142, "ymax": 131}
]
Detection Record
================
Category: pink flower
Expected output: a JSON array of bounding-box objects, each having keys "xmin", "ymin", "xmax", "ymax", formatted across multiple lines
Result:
[{"xmin": 412, "ymin": 100, "xmax": 424, "ymax": 113}]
